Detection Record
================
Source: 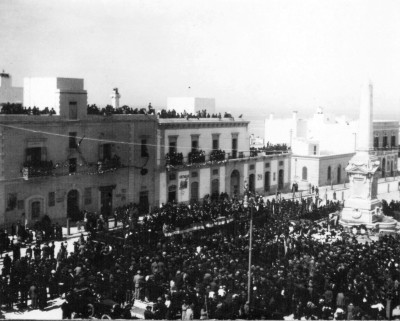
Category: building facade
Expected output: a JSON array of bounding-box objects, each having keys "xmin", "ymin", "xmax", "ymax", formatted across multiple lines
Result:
[
  {"xmin": 156, "ymin": 118, "xmax": 291, "ymax": 205},
  {"xmin": 0, "ymin": 78, "xmax": 157, "ymax": 227}
]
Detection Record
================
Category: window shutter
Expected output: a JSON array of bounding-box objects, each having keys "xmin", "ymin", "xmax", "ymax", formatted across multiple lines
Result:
[{"xmin": 41, "ymin": 147, "xmax": 47, "ymax": 161}]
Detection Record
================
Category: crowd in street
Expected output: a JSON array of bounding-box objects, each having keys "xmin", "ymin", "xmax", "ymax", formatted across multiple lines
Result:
[{"xmin": 0, "ymin": 195, "xmax": 399, "ymax": 320}]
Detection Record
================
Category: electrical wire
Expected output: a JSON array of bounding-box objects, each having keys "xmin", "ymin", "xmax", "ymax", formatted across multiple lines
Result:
[{"xmin": 0, "ymin": 123, "xmax": 283, "ymax": 154}]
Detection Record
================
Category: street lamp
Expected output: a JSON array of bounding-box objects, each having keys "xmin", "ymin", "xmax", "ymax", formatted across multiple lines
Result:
[{"xmin": 243, "ymin": 190, "xmax": 259, "ymax": 307}]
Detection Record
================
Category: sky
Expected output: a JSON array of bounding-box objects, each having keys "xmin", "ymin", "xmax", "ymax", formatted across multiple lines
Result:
[{"xmin": 1, "ymin": 0, "xmax": 400, "ymax": 120}]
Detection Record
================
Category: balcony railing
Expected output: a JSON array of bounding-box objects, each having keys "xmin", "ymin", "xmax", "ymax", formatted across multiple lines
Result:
[
  {"xmin": 22, "ymin": 161, "xmax": 53, "ymax": 179},
  {"xmin": 165, "ymin": 152, "xmax": 184, "ymax": 166},
  {"xmin": 188, "ymin": 149, "xmax": 206, "ymax": 164},
  {"xmin": 372, "ymin": 146, "xmax": 399, "ymax": 156},
  {"xmin": 165, "ymin": 149, "xmax": 290, "ymax": 170},
  {"xmin": 22, "ymin": 156, "xmax": 124, "ymax": 180},
  {"xmin": 97, "ymin": 157, "xmax": 122, "ymax": 173},
  {"xmin": 210, "ymin": 149, "xmax": 226, "ymax": 162}
]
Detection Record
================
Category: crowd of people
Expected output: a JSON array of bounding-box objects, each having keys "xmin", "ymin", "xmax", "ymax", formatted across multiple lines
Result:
[
  {"xmin": 0, "ymin": 103, "xmax": 56, "ymax": 115},
  {"xmin": 87, "ymin": 103, "xmax": 156, "ymax": 116},
  {"xmin": 0, "ymin": 194, "xmax": 399, "ymax": 320},
  {"xmin": 158, "ymin": 109, "xmax": 235, "ymax": 120}
]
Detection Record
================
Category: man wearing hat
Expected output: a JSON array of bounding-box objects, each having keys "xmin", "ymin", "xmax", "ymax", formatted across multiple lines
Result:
[{"xmin": 133, "ymin": 270, "xmax": 145, "ymax": 300}]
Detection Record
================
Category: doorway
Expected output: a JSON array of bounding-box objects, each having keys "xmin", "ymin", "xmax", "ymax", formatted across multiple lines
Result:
[{"xmin": 67, "ymin": 190, "xmax": 80, "ymax": 221}]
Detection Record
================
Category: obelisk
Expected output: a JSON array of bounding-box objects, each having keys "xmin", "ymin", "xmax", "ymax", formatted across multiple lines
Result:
[{"xmin": 340, "ymin": 82, "xmax": 397, "ymax": 232}]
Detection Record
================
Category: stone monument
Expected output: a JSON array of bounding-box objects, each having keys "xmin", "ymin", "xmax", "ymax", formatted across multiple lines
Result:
[{"xmin": 339, "ymin": 82, "xmax": 398, "ymax": 233}]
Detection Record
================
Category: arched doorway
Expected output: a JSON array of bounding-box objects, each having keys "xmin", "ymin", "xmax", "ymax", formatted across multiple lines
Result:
[
  {"xmin": 382, "ymin": 158, "xmax": 386, "ymax": 178},
  {"xmin": 211, "ymin": 179, "xmax": 219, "ymax": 199},
  {"xmin": 265, "ymin": 172, "xmax": 270, "ymax": 192},
  {"xmin": 190, "ymin": 182, "xmax": 199, "ymax": 202},
  {"xmin": 337, "ymin": 165, "xmax": 341, "ymax": 184},
  {"xmin": 230, "ymin": 170, "xmax": 240, "ymax": 197},
  {"xmin": 168, "ymin": 185, "xmax": 177, "ymax": 203},
  {"xmin": 391, "ymin": 161, "xmax": 394, "ymax": 177},
  {"xmin": 278, "ymin": 169, "xmax": 284, "ymax": 190},
  {"xmin": 249, "ymin": 174, "xmax": 255, "ymax": 193},
  {"xmin": 67, "ymin": 190, "xmax": 80, "ymax": 221},
  {"xmin": 302, "ymin": 167, "xmax": 308, "ymax": 180}
]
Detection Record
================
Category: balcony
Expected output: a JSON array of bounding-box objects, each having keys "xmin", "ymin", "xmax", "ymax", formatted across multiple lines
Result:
[
  {"xmin": 372, "ymin": 146, "xmax": 399, "ymax": 156},
  {"xmin": 22, "ymin": 160, "xmax": 53, "ymax": 179},
  {"xmin": 188, "ymin": 149, "xmax": 206, "ymax": 164},
  {"xmin": 165, "ymin": 148, "xmax": 290, "ymax": 171},
  {"xmin": 97, "ymin": 156, "xmax": 122, "ymax": 173},
  {"xmin": 165, "ymin": 151, "xmax": 184, "ymax": 166},
  {"xmin": 210, "ymin": 149, "xmax": 226, "ymax": 162}
]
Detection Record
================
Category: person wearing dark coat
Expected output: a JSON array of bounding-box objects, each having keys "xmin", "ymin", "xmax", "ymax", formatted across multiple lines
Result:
[
  {"xmin": 144, "ymin": 306, "xmax": 154, "ymax": 319},
  {"xmin": 3, "ymin": 254, "xmax": 11, "ymax": 275}
]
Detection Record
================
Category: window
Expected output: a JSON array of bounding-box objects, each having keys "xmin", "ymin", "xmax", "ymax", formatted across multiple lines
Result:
[
  {"xmin": 69, "ymin": 102, "xmax": 78, "ymax": 120},
  {"xmin": 302, "ymin": 166, "xmax": 308, "ymax": 180},
  {"xmin": 279, "ymin": 161, "xmax": 284, "ymax": 166},
  {"xmin": 313, "ymin": 145, "xmax": 317, "ymax": 155},
  {"xmin": 232, "ymin": 138, "xmax": 238, "ymax": 158},
  {"xmin": 391, "ymin": 135, "xmax": 396, "ymax": 147},
  {"xmin": 169, "ymin": 173, "xmax": 176, "ymax": 181},
  {"xmin": 191, "ymin": 171, "xmax": 198, "ymax": 178},
  {"xmin": 69, "ymin": 132, "xmax": 77, "ymax": 148},
  {"xmin": 191, "ymin": 139, "xmax": 198, "ymax": 152},
  {"xmin": 374, "ymin": 136, "xmax": 379, "ymax": 148},
  {"xmin": 212, "ymin": 169, "xmax": 219, "ymax": 175},
  {"xmin": 273, "ymin": 172, "xmax": 276, "ymax": 181},
  {"xmin": 7, "ymin": 193, "xmax": 17, "ymax": 211},
  {"xmin": 101, "ymin": 143, "xmax": 113, "ymax": 161},
  {"xmin": 265, "ymin": 163, "xmax": 270, "ymax": 168},
  {"xmin": 383, "ymin": 135, "xmax": 388, "ymax": 147},
  {"xmin": 69, "ymin": 158, "xmax": 77, "ymax": 173},
  {"xmin": 48, "ymin": 192, "xmax": 55, "ymax": 207},
  {"xmin": 169, "ymin": 142, "xmax": 176, "ymax": 154},
  {"xmin": 141, "ymin": 139, "xmax": 149, "ymax": 157},
  {"xmin": 26, "ymin": 147, "xmax": 43, "ymax": 163},
  {"xmin": 168, "ymin": 136, "xmax": 178, "ymax": 154},
  {"xmin": 213, "ymin": 139, "xmax": 219, "ymax": 151},
  {"xmin": 327, "ymin": 166, "xmax": 331, "ymax": 180},
  {"xmin": 84, "ymin": 187, "xmax": 92, "ymax": 205},
  {"xmin": 249, "ymin": 164, "xmax": 255, "ymax": 170}
]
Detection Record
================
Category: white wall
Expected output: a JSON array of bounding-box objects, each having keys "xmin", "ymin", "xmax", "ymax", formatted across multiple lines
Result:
[
  {"xmin": 0, "ymin": 75, "xmax": 23, "ymax": 104},
  {"xmin": 167, "ymin": 97, "xmax": 216, "ymax": 114}
]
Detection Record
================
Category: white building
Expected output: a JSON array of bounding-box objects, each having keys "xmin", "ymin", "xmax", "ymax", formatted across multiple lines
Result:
[
  {"xmin": 0, "ymin": 72, "xmax": 23, "ymax": 104},
  {"xmin": 24, "ymin": 77, "xmax": 87, "ymax": 116},
  {"xmin": 166, "ymin": 97, "xmax": 216, "ymax": 115}
]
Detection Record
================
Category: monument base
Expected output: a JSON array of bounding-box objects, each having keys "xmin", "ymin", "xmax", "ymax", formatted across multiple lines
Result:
[{"xmin": 340, "ymin": 207, "xmax": 398, "ymax": 234}]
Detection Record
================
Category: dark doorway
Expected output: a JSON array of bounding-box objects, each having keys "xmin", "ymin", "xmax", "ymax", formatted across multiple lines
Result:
[
  {"xmin": 168, "ymin": 185, "xmax": 177, "ymax": 203},
  {"xmin": 382, "ymin": 158, "xmax": 386, "ymax": 178},
  {"xmin": 67, "ymin": 190, "xmax": 80, "ymax": 221},
  {"xmin": 211, "ymin": 179, "xmax": 219, "ymax": 198},
  {"xmin": 278, "ymin": 169, "xmax": 284, "ymax": 190},
  {"xmin": 230, "ymin": 170, "xmax": 240, "ymax": 197},
  {"xmin": 191, "ymin": 182, "xmax": 199, "ymax": 202},
  {"xmin": 265, "ymin": 172, "xmax": 270, "ymax": 192},
  {"xmin": 139, "ymin": 191, "xmax": 149, "ymax": 214},
  {"xmin": 337, "ymin": 165, "xmax": 341, "ymax": 184},
  {"xmin": 31, "ymin": 201, "xmax": 41, "ymax": 220},
  {"xmin": 249, "ymin": 174, "xmax": 255, "ymax": 193},
  {"xmin": 100, "ymin": 187, "xmax": 113, "ymax": 217}
]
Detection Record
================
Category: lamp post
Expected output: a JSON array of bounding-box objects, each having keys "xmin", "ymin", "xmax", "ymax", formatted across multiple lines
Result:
[{"xmin": 243, "ymin": 190, "xmax": 259, "ymax": 307}]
